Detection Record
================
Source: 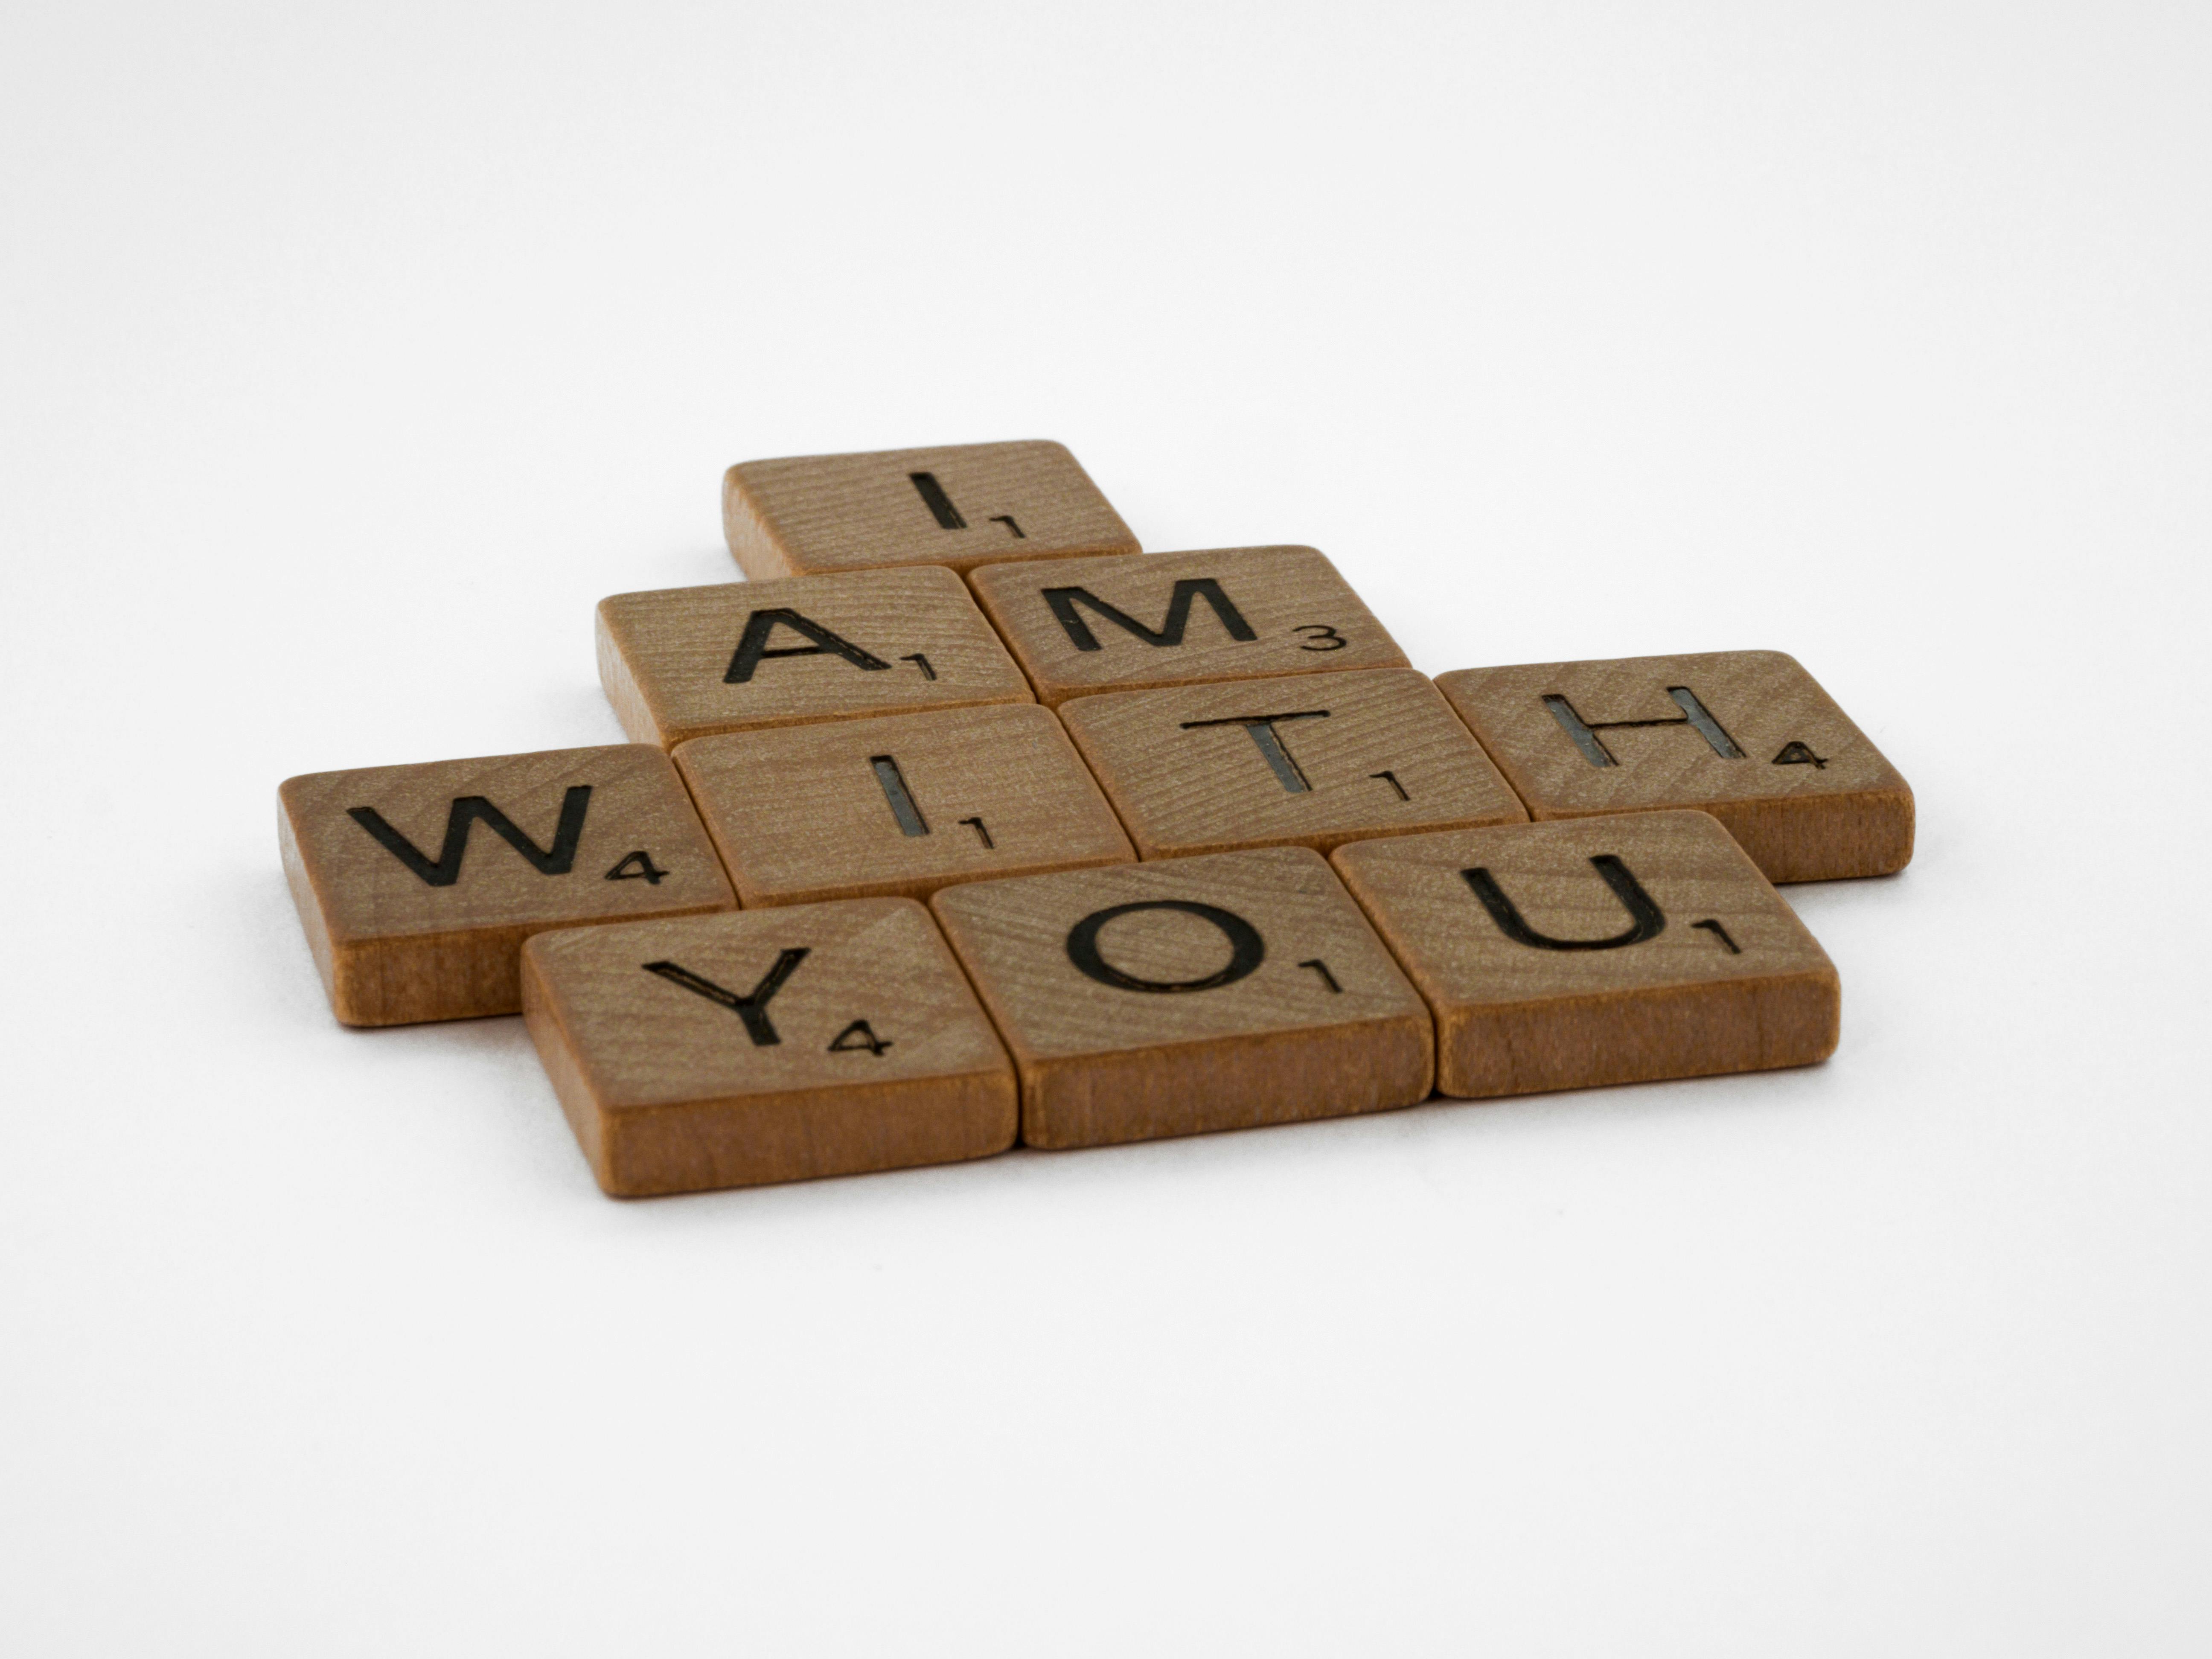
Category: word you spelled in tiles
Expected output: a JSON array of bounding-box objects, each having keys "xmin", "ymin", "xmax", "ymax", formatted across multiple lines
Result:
[{"xmin": 279, "ymin": 438, "xmax": 1915, "ymax": 1196}]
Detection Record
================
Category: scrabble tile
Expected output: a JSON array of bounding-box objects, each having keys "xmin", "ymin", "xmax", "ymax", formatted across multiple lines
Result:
[
  {"xmin": 723, "ymin": 440, "xmax": 1140, "ymax": 579},
  {"xmin": 1434, "ymin": 651, "xmax": 1913, "ymax": 882},
  {"xmin": 523, "ymin": 898, "xmax": 1017, "ymax": 1197},
  {"xmin": 931, "ymin": 847, "xmax": 1433, "ymax": 1149},
  {"xmin": 966, "ymin": 544, "xmax": 1409, "ymax": 707},
  {"xmin": 1058, "ymin": 667, "xmax": 1528, "ymax": 860},
  {"xmin": 280, "ymin": 746, "xmax": 736, "ymax": 1026},
  {"xmin": 1331, "ymin": 811, "xmax": 1839, "ymax": 1099},
  {"xmin": 673, "ymin": 703, "xmax": 1134, "ymax": 908},
  {"xmin": 597, "ymin": 566, "xmax": 1033, "ymax": 748}
]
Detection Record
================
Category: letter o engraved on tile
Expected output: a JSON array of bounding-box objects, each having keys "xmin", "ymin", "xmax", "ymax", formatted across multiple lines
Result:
[
  {"xmin": 1460, "ymin": 855, "xmax": 1668, "ymax": 951},
  {"xmin": 1065, "ymin": 900, "xmax": 1266, "ymax": 994}
]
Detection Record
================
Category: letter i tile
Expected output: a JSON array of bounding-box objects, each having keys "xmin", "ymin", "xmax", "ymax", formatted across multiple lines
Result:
[
  {"xmin": 1330, "ymin": 810, "xmax": 1839, "ymax": 1099},
  {"xmin": 930, "ymin": 846, "xmax": 1433, "ymax": 1149},
  {"xmin": 523, "ymin": 899, "xmax": 1017, "ymax": 1196},
  {"xmin": 673, "ymin": 704, "xmax": 1135, "ymax": 907},
  {"xmin": 280, "ymin": 746, "xmax": 736, "ymax": 1026}
]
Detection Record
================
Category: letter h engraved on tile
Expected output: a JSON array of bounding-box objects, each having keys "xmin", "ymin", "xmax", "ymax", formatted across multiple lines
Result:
[{"xmin": 1542, "ymin": 687, "xmax": 1745, "ymax": 768}]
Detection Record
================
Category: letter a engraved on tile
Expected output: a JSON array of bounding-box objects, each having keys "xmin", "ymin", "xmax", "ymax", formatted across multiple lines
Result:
[
  {"xmin": 1460, "ymin": 855, "xmax": 1667, "ymax": 951},
  {"xmin": 642, "ymin": 949, "xmax": 810, "ymax": 1046},
  {"xmin": 347, "ymin": 786, "xmax": 594, "ymax": 888},
  {"xmin": 1542, "ymin": 687, "xmax": 1746, "ymax": 768},
  {"xmin": 1065, "ymin": 900, "xmax": 1266, "ymax": 992},
  {"xmin": 1180, "ymin": 710, "xmax": 1330, "ymax": 793},
  {"xmin": 724, "ymin": 608, "xmax": 892, "ymax": 683},
  {"xmin": 1042, "ymin": 578, "xmax": 1259, "ymax": 653}
]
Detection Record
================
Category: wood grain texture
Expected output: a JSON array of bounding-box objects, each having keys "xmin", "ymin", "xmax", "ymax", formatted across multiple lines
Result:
[
  {"xmin": 930, "ymin": 846, "xmax": 1433, "ymax": 1149},
  {"xmin": 673, "ymin": 703, "xmax": 1134, "ymax": 908},
  {"xmin": 523, "ymin": 899, "xmax": 1016, "ymax": 1197},
  {"xmin": 1058, "ymin": 668, "xmax": 1528, "ymax": 860},
  {"xmin": 965, "ymin": 545, "xmax": 1409, "ymax": 707},
  {"xmin": 279, "ymin": 746, "xmax": 736, "ymax": 1026},
  {"xmin": 723, "ymin": 440, "xmax": 1140, "ymax": 579},
  {"xmin": 1330, "ymin": 811, "xmax": 1839, "ymax": 1099},
  {"xmin": 597, "ymin": 566, "xmax": 1033, "ymax": 748},
  {"xmin": 1435, "ymin": 651, "xmax": 1913, "ymax": 882}
]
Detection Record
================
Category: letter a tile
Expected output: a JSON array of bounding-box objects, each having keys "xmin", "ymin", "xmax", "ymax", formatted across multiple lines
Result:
[
  {"xmin": 1059, "ymin": 668, "xmax": 1527, "ymax": 859},
  {"xmin": 524, "ymin": 899, "xmax": 1017, "ymax": 1196},
  {"xmin": 673, "ymin": 704, "xmax": 1134, "ymax": 907},
  {"xmin": 966, "ymin": 545, "xmax": 1408, "ymax": 707},
  {"xmin": 723, "ymin": 440, "xmax": 1140, "ymax": 579},
  {"xmin": 597, "ymin": 567, "xmax": 1033, "ymax": 747},
  {"xmin": 280, "ymin": 746, "xmax": 736, "ymax": 1026},
  {"xmin": 931, "ymin": 847, "xmax": 1433, "ymax": 1149},
  {"xmin": 1435, "ymin": 651, "xmax": 1913, "ymax": 882},
  {"xmin": 1331, "ymin": 811, "xmax": 1839, "ymax": 1099}
]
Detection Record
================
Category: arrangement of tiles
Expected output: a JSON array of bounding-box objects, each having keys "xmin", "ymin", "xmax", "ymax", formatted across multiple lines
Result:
[{"xmin": 279, "ymin": 440, "xmax": 1915, "ymax": 1198}]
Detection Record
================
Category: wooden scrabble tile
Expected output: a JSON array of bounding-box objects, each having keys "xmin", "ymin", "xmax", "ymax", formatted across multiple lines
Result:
[
  {"xmin": 523, "ymin": 898, "xmax": 1017, "ymax": 1197},
  {"xmin": 723, "ymin": 440, "xmax": 1140, "ymax": 579},
  {"xmin": 597, "ymin": 566, "xmax": 1034, "ymax": 748},
  {"xmin": 1434, "ymin": 651, "xmax": 1913, "ymax": 882},
  {"xmin": 1058, "ymin": 667, "xmax": 1528, "ymax": 861},
  {"xmin": 280, "ymin": 746, "xmax": 736, "ymax": 1027},
  {"xmin": 673, "ymin": 703, "xmax": 1134, "ymax": 908},
  {"xmin": 966, "ymin": 544, "xmax": 1409, "ymax": 707},
  {"xmin": 1331, "ymin": 811, "xmax": 1839, "ymax": 1099},
  {"xmin": 931, "ymin": 847, "xmax": 1433, "ymax": 1149}
]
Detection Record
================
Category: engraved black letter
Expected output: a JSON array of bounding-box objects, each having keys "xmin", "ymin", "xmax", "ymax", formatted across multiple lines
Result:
[
  {"xmin": 1181, "ymin": 710, "xmax": 1329, "ymax": 793},
  {"xmin": 643, "ymin": 949, "xmax": 809, "ymax": 1046},
  {"xmin": 1041, "ymin": 579, "xmax": 1259, "ymax": 653},
  {"xmin": 725, "ymin": 608, "xmax": 891, "ymax": 683},
  {"xmin": 1065, "ymin": 900, "xmax": 1265, "ymax": 992},
  {"xmin": 1460, "ymin": 855, "xmax": 1666, "ymax": 950},
  {"xmin": 348, "ymin": 786, "xmax": 592, "ymax": 888},
  {"xmin": 1542, "ymin": 687, "xmax": 1744, "ymax": 768}
]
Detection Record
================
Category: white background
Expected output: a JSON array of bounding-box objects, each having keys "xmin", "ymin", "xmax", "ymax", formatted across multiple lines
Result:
[{"xmin": 3, "ymin": 3, "xmax": 2207, "ymax": 1653}]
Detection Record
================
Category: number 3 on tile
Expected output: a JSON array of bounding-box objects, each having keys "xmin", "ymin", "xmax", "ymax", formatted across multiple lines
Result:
[{"xmin": 1293, "ymin": 624, "xmax": 1346, "ymax": 652}]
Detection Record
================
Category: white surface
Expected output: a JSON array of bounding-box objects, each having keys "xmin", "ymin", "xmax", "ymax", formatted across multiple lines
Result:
[{"xmin": 4, "ymin": 3, "xmax": 2208, "ymax": 1653}]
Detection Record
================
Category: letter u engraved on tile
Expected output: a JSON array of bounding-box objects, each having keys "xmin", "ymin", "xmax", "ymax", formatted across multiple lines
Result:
[
  {"xmin": 1459, "ymin": 855, "xmax": 1667, "ymax": 951},
  {"xmin": 1064, "ymin": 900, "xmax": 1266, "ymax": 992}
]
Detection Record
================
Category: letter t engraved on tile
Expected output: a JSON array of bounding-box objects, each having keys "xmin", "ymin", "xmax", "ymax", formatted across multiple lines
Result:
[{"xmin": 1181, "ymin": 710, "xmax": 1330, "ymax": 794}]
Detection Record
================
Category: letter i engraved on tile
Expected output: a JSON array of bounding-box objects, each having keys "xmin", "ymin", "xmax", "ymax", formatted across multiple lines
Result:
[{"xmin": 1330, "ymin": 812, "xmax": 1841, "ymax": 1100}]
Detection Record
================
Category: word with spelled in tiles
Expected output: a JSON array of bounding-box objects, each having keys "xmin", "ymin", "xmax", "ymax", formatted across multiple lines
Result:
[{"xmin": 281, "ymin": 439, "xmax": 1914, "ymax": 1197}]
